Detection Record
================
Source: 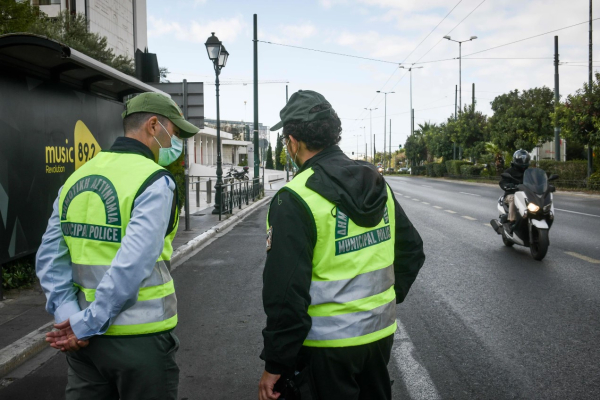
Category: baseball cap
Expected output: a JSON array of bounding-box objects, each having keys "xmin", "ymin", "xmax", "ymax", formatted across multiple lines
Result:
[
  {"xmin": 122, "ymin": 92, "xmax": 200, "ymax": 138},
  {"xmin": 270, "ymin": 90, "xmax": 333, "ymax": 131}
]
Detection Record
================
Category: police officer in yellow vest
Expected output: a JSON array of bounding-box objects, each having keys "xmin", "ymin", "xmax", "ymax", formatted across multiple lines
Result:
[
  {"xmin": 36, "ymin": 92, "xmax": 199, "ymax": 399},
  {"xmin": 258, "ymin": 91, "xmax": 425, "ymax": 400}
]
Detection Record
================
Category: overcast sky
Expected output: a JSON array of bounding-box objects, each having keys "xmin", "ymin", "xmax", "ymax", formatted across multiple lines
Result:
[{"xmin": 147, "ymin": 0, "xmax": 598, "ymax": 157}]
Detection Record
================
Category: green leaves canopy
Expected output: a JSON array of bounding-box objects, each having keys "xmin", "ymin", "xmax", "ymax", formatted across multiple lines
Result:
[
  {"xmin": 489, "ymin": 87, "xmax": 554, "ymax": 152},
  {"xmin": 553, "ymin": 72, "xmax": 600, "ymax": 148}
]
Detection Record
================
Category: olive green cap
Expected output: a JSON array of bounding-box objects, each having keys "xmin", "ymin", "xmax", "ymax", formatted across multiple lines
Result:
[
  {"xmin": 270, "ymin": 90, "xmax": 333, "ymax": 131},
  {"xmin": 122, "ymin": 92, "xmax": 200, "ymax": 138}
]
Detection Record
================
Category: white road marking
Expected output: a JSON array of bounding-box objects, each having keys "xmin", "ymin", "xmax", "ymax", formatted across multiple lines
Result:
[
  {"xmin": 433, "ymin": 206, "xmax": 442, "ymax": 209},
  {"xmin": 445, "ymin": 210, "xmax": 457, "ymax": 214},
  {"xmin": 422, "ymin": 202, "xmax": 430, "ymax": 205},
  {"xmin": 555, "ymin": 208, "xmax": 600, "ymax": 218},
  {"xmin": 392, "ymin": 319, "xmax": 442, "ymax": 400},
  {"xmin": 421, "ymin": 185, "xmax": 432, "ymax": 188},
  {"xmin": 405, "ymin": 196, "xmax": 411, "ymax": 198},
  {"xmin": 412, "ymin": 198, "xmax": 420, "ymax": 201},
  {"xmin": 565, "ymin": 252, "xmax": 600, "ymax": 264},
  {"xmin": 459, "ymin": 192, "xmax": 481, "ymax": 197},
  {"xmin": 395, "ymin": 192, "xmax": 403, "ymax": 196},
  {"xmin": 462, "ymin": 216, "xmax": 477, "ymax": 221},
  {"xmin": 484, "ymin": 223, "xmax": 492, "ymax": 227}
]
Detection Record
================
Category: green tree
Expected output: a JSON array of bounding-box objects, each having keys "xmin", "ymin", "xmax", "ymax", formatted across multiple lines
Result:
[
  {"xmin": 265, "ymin": 144, "xmax": 274, "ymax": 169},
  {"xmin": 25, "ymin": 11, "xmax": 135, "ymax": 75},
  {"xmin": 279, "ymin": 147, "xmax": 288, "ymax": 169},
  {"xmin": 554, "ymin": 72, "xmax": 600, "ymax": 174},
  {"xmin": 455, "ymin": 103, "xmax": 488, "ymax": 160},
  {"xmin": 421, "ymin": 121, "xmax": 454, "ymax": 161},
  {"xmin": 404, "ymin": 130, "xmax": 427, "ymax": 166},
  {"xmin": 0, "ymin": 0, "xmax": 39, "ymax": 35},
  {"xmin": 488, "ymin": 87, "xmax": 554, "ymax": 152},
  {"xmin": 275, "ymin": 134, "xmax": 285, "ymax": 170}
]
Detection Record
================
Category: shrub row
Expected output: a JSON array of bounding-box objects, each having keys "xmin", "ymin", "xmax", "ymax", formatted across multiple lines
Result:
[
  {"xmin": 411, "ymin": 166, "xmax": 427, "ymax": 176},
  {"xmin": 445, "ymin": 160, "xmax": 473, "ymax": 176},
  {"xmin": 460, "ymin": 165, "xmax": 484, "ymax": 176},
  {"xmin": 424, "ymin": 162, "xmax": 448, "ymax": 177},
  {"xmin": 535, "ymin": 160, "xmax": 588, "ymax": 182}
]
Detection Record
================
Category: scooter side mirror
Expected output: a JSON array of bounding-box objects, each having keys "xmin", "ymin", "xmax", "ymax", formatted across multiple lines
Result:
[
  {"xmin": 548, "ymin": 174, "xmax": 559, "ymax": 181},
  {"xmin": 549, "ymin": 185, "xmax": 556, "ymax": 193}
]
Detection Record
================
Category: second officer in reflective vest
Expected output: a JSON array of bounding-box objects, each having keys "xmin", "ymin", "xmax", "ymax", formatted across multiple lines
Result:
[
  {"xmin": 259, "ymin": 90, "xmax": 425, "ymax": 400},
  {"xmin": 36, "ymin": 92, "xmax": 200, "ymax": 400}
]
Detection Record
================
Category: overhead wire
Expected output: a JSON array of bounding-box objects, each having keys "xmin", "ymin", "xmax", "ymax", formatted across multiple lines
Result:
[
  {"xmin": 462, "ymin": 18, "xmax": 600, "ymax": 58},
  {"xmin": 400, "ymin": 0, "xmax": 464, "ymax": 63},
  {"xmin": 256, "ymin": 40, "xmax": 400, "ymax": 64},
  {"xmin": 411, "ymin": 0, "xmax": 488, "ymax": 65}
]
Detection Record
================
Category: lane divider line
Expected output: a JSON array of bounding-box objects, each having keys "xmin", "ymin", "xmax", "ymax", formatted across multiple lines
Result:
[
  {"xmin": 462, "ymin": 216, "xmax": 477, "ymax": 221},
  {"xmin": 392, "ymin": 319, "xmax": 442, "ymax": 400},
  {"xmin": 433, "ymin": 206, "xmax": 442, "ymax": 209},
  {"xmin": 484, "ymin": 223, "xmax": 492, "ymax": 227},
  {"xmin": 459, "ymin": 192, "xmax": 481, "ymax": 197},
  {"xmin": 444, "ymin": 210, "xmax": 457, "ymax": 214},
  {"xmin": 565, "ymin": 251, "xmax": 600, "ymax": 264},
  {"xmin": 555, "ymin": 208, "xmax": 600, "ymax": 218},
  {"xmin": 421, "ymin": 185, "xmax": 432, "ymax": 188},
  {"xmin": 412, "ymin": 199, "xmax": 420, "ymax": 202},
  {"xmin": 422, "ymin": 202, "xmax": 430, "ymax": 205}
]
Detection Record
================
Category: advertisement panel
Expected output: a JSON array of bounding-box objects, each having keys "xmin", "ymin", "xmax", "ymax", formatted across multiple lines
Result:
[{"xmin": 0, "ymin": 72, "xmax": 125, "ymax": 263}]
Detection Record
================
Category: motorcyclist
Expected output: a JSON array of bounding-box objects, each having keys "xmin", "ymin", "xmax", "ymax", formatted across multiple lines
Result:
[{"xmin": 499, "ymin": 149, "xmax": 530, "ymax": 233}]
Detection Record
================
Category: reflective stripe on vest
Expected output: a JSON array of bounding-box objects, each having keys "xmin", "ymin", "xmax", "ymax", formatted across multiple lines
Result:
[
  {"xmin": 270, "ymin": 167, "xmax": 397, "ymax": 348},
  {"xmin": 59, "ymin": 151, "xmax": 179, "ymax": 336}
]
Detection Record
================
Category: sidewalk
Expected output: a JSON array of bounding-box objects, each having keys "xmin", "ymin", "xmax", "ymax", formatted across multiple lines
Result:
[{"xmin": 0, "ymin": 187, "xmax": 279, "ymax": 379}]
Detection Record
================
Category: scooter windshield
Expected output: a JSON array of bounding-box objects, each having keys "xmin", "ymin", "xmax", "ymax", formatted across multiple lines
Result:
[{"xmin": 523, "ymin": 168, "xmax": 548, "ymax": 194}]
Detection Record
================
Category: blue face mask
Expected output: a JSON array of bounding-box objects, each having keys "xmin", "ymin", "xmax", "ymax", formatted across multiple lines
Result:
[
  {"xmin": 287, "ymin": 140, "xmax": 301, "ymax": 171},
  {"xmin": 155, "ymin": 121, "xmax": 183, "ymax": 166}
]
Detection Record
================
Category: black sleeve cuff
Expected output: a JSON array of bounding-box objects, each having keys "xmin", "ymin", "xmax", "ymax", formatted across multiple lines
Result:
[{"xmin": 265, "ymin": 360, "xmax": 292, "ymax": 375}]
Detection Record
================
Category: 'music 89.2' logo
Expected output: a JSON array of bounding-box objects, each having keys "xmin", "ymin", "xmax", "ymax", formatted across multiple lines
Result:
[{"xmin": 45, "ymin": 121, "xmax": 102, "ymax": 174}]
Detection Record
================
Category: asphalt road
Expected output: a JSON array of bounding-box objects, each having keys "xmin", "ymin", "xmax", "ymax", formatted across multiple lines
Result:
[{"xmin": 2, "ymin": 177, "xmax": 599, "ymax": 399}]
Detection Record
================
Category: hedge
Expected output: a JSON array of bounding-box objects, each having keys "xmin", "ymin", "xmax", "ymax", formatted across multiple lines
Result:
[
  {"xmin": 460, "ymin": 164, "xmax": 484, "ymax": 177},
  {"xmin": 411, "ymin": 166, "xmax": 427, "ymax": 176},
  {"xmin": 445, "ymin": 160, "xmax": 473, "ymax": 176},
  {"xmin": 536, "ymin": 160, "xmax": 588, "ymax": 181}
]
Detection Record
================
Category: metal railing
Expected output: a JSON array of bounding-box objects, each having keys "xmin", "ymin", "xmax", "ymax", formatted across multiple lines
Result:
[
  {"xmin": 189, "ymin": 176, "xmax": 216, "ymax": 207},
  {"xmin": 219, "ymin": 177, "xmax": 264, "ymax": 219}
]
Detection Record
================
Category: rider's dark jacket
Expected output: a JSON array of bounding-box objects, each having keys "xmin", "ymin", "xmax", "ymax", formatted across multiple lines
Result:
[{"xmin": 499, "ymin": 166, "xmax": 526, "ymax": 195}]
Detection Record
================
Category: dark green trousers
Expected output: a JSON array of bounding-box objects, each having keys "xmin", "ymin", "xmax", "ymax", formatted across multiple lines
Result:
[{"xmin": 65, "ymin": 331, "xmax": 180, "ymax": 400}]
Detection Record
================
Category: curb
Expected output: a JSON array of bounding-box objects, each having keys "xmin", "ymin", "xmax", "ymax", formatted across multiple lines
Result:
[
  {"xmin": 0, "ymin": 196, "xmax": 271, "ymax": 378},
  {"xmin": 0, "ymin": 321, "xmax": 54, "ymax": 378},
  {"xmin": 171, "ymin": 195, "xmax": 271, "ymax": 266}
]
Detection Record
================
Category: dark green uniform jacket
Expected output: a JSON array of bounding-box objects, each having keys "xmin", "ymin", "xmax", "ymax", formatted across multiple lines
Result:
[{"xmin": 261, "ymin": 145, "xmax": 425, "ymax": 375}]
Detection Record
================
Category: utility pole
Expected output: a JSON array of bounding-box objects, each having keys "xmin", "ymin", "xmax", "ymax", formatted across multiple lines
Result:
[
  {"xmin": 411, "ymin": 109, "xmax": 414, "ymax": 138},
  {"xmin": 365, "ymin": 107, "xmax": 377, "ymax": 163},
  {"xmin": 454, "ymin": 84, "xmax": 457, "ymax": 160},
  {"xmin": 183, "ymin": 79, "xmax": 190, "ymax": 230},
  {"xmin": 253, "ymin": 14, "xmax": 260, "ymax": 180},
  {"xmin": 389, "ymin": 119, "xmax": 392, "ymax": 171},
  {"xmin": 554, "ymin": 35, "xmax": 561, "ymax": 162},
  {"xmin": 377, "ymin": 91, "xmax": 394, "ymax": 171},
  {"xmin": 472, "ymin": 83, "xmax": 475, "ymax": 109},
  {"xmin": 589, "ymin": 0, "xmax": 594, "ymax": 176}
]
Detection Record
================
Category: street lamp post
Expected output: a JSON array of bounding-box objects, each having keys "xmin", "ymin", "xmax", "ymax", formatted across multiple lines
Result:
[
  {"xmin": 360, "ymin": 126, "xmax": 366, "ymax": 161},
  {"xmin": 377, "ymin": 91, "xmax": 394, "ymax": 172},
  {"xmin": 443, "ymin": 35, "xmax": 477, "ymax": 115},
  {"xmin": 205, "ymin": 32, "xmax": 229, "ymax": 216},
  {"xmin": 399, "ymin": 66, "xmax": 423, "ymax": 136},
  {"xmin": 364, "ymin": 107, "xmax": 377, "ymax": 163}
]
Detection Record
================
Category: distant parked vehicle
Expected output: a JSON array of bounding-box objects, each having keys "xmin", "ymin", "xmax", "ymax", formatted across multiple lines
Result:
[{"xmin": 399, "ymin": 167, "xmax": 409, "ymax": 173}]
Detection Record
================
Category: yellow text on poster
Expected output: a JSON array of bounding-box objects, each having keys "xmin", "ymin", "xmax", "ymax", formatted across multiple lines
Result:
[{"xmin": 74, "ymin": 121, "xmax": 102, "ymax": 170}]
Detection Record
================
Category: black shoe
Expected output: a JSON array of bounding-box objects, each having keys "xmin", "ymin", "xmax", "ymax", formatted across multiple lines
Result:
[{"xmin": 503, "ymin": 222, "xmax": 513, "ymax": 235}]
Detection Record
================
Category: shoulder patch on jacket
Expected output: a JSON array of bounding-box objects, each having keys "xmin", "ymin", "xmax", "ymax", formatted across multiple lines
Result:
[{"xmin": 266, "ymin": 226, "xmax": 273, "ymax": 252}]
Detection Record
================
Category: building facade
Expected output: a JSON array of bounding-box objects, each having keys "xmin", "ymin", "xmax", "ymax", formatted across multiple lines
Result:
[{"xmin": 31, "ymin": 0, "xmax": 147, "ymax": 59}]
